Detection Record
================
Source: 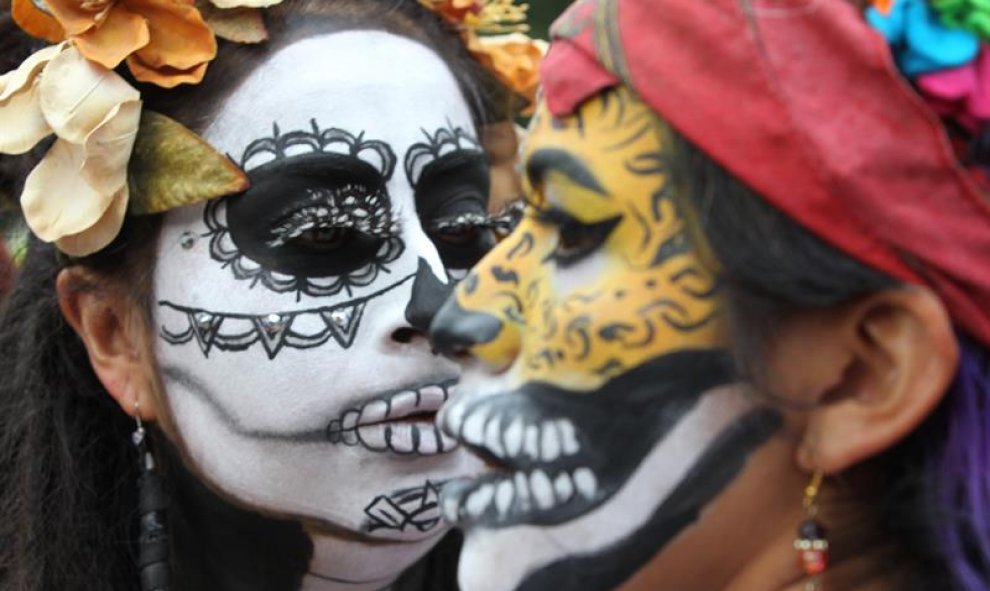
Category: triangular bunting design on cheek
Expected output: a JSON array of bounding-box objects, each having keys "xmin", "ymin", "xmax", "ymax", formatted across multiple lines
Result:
[
  {"xmin": 252, "ymin": 313, "xmax": 294, "ymax": 359},
  {"xmin": 188, "ymin": 311, "xmax": 224, "ymax": 357},
  {"xmin": 321, "ymin": 301, "xmax": 366, "ymax": 349}
]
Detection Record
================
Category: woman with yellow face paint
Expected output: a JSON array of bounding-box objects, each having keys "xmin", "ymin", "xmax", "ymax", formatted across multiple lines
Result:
[
  {"xmin": 430, "ymin": 1, "xmax": 990, "ymax": 590},
  {"xmin": 0, "ymin": 1, "xmax": 541, "ymax": 589}
]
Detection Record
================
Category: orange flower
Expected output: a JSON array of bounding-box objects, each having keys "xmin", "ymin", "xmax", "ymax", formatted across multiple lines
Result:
[
  {"xmin": 872, "ymin": 0, "xmax": 895, "ymax": 14},
  {"xmin": 469, "ymin": 33, "xmax": 547, "ymax": 110},
  {"xmin": 13, "ymin": 0, "xmax": 217, "ymax": 88},
  {"xmin": 419, "ymin": 0, "xmax": 482, "ymax": 25}
]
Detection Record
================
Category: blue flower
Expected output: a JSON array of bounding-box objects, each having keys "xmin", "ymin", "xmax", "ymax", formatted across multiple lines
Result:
[{"xmin": 866, "ymin": 0, "xmax": 979, "ymax": 76}]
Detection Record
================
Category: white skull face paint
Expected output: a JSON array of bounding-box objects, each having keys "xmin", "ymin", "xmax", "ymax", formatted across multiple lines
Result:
[{"xmin": 153, "ymin": 32, "xmax": 490, "ymax": 558}]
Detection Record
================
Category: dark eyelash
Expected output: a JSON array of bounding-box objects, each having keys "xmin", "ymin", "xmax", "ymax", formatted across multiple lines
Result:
[
  {"xmin": 267, "ymin": 185, "xmax": 398, "ymax": 247},
  {"xmin": 428, "ymin": 201, "xmax": 525, "ymax": 236}
]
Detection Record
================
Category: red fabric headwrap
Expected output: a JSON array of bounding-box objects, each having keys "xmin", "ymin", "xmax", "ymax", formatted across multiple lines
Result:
[{"xmin": 541, "ymin": 0, "xmax": 990, "ymax": 347}]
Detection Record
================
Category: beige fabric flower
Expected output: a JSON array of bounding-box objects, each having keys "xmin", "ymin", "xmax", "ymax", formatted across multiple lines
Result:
[
  {"xmin": 0, "ymin": 43, "xmax": 141, "ymax": 256},
  {"xmin": 209, "ymin": 0, "xmax": 283, "ymax": 8}
]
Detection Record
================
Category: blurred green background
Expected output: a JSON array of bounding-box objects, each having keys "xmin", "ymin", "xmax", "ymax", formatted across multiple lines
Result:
[{"xmin": 530, "ymin": 0, "xmax": 573, "ymax": 39}]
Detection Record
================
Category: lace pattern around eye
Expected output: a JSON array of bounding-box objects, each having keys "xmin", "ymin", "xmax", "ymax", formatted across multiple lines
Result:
[
  {"xmin": 428, "ymin": 199, "xmax": 525, "ymax": 236},
  {"xmin": 267, "ymin": 186, "xmax": 400, "ymax": 248}
]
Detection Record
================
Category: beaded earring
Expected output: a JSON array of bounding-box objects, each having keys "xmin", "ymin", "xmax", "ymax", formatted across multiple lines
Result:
[
  {"xmin": 794, "ymin": 470, "xmax": 829, "ymax": 591},
  {"xmin": 133, "ymin": 402, "xmax": 171, "ymax": 591}
]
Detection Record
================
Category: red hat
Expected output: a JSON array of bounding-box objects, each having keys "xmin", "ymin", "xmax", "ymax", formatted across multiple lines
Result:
[{"xmin": 540, "ymin": 0, "xmax": 990, "ymax": 347}]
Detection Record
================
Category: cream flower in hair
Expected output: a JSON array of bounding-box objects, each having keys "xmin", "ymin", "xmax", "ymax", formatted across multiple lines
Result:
[{"xmin": 0, "ymin": 42, "xmax": 141, "ymax": 257}]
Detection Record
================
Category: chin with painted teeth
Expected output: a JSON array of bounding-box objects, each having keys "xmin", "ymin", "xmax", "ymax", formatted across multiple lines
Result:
[{"xmin": 428, "ymin": 85, "xmax": 782, "ymax": 591}]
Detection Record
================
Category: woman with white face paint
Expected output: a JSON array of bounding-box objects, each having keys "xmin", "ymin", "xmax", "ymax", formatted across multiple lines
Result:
[{"xmin": 0, "ymin": 1, "xmax": 535, "ymax": 589}]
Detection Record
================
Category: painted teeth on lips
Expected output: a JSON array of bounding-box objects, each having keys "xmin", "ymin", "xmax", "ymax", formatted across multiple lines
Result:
[
  {"xmin": 441, "ymin": 466, "xmax": 600, "ymax": 525},
  {"xmin": 451, "ymin": 403, "xmax": 583, "ymax": 464},
  {"xmin": 326, "ymin": 382, "xmax": 458, "ymax": 456}
]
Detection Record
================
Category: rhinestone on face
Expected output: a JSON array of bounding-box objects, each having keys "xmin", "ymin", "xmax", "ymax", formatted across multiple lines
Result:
[
  {"xmin": 180, "ymin": 232, "xmax": 197, "ymax": 250},
  {"xmin": 329, "ymin": 309, "xmax": 350, "ymax": 330},
  {"xmin": 193, "ymin": 312, "xmax": 213, "ymax": 330},
  {"xmin": 263, "ymin": 314, "xmax": 286, "ymax": 335}
]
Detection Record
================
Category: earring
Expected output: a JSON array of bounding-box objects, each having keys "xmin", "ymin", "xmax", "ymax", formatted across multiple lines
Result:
[
  {"xmin": 794, "ymin": 470, "xmax": 829, "ymax": 591},
  {"xmin": 133, "ymin": 401, "xmax": 171, "ymax": 591}
]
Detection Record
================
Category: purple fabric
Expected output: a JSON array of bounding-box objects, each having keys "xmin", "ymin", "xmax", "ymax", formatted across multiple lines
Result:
[{"xmin": 936, "ymin": 338, "xmax": 990, "ymax": 590}]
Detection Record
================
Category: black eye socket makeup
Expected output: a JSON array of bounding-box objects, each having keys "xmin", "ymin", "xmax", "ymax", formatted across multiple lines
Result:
[
  {"xmin": 225, "ymin": 152, "xmax": 401, "ymax": 279},
  {"xmin": 202, "ymin": 121, "xmax": 408, "ymax": 298},
  {"xmin": 415, "ymin": 150, "xmax": 496, "ymax": 270},
  {"xmin": 405, "ymin": 125, "xmax": 497, "ymax": 271}
]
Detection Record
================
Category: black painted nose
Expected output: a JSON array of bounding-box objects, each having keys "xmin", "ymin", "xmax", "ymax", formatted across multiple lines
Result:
[
  {"xmin": 404, "ymin": 258, "xmax": 456, "ymax": 334},
  {"xmin": 429, "ymin": 294, "xmax": 503, "ymax": 359}
]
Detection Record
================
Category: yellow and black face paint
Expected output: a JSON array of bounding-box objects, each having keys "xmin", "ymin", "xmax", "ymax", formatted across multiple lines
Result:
[
  {"xmin": 431, "ymin": 86, "xmax": 779, "ymax": 591},
  {"xmin": 443, "ymin": 85, "xmax": 726, "ymax": 388}
]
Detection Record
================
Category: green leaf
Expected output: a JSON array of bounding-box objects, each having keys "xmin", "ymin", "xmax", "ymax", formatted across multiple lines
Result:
[{"xmin": 128, "ymin": 111, "xmax": 249, "ymax": 216}]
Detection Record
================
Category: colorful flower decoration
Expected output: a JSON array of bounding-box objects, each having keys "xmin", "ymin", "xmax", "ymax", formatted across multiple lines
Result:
[
  {"xmin": 865, "ymin": 1, "xmax": 990, "ymax": 191},
  {"xmin": 0, "ymin": 43, "xmax": 141, "ymax": 256},
  {"xmin": 468, "ymin": 33, "xmax": 547, "ymax": 111},
  {"xmin": 12, "ymin": 0, "xmax": 275, "ymax": 88},
  {"xmin": 13, "ymin": 0, "xmax": 215, "ymax": 88},
  {"xmin": 420, "ymin": 0, "xmax": 545, "ymax": 109},
  {"xmin": 931, "ymin": 0, "xmax": 990, "ymax": 40},
  {"xmin": 871, "ymin": 0, "xmax": 896, "ymax": 15},
  {"xmin": 0, "ymin": 0, "xmax": 528, "ymax": 257},
  {"xmin": 917, "ymin": 44, "xmax": 990, "ymax": 131},
  {"xmin": 866, "ymin": 0, "xmax": 979, "ymax": 76}
]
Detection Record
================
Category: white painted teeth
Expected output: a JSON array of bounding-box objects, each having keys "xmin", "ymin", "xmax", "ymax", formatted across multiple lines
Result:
[
  {"xmin": 466, "ymin": 484, "xmax": 495, "ymax": 518},
  {"xmin": 456, "ymin": 409, "xmax": 583, "ymax": 463},
  {"xmin": 450, "ymin": 466, "xmax": 599, "ymax": 524},
  {"xmin": 495, "ymin": 480, "xmax": 514, "ymax": 517},
  {"xmin": 359, "ymin": 400, "xmax": 388, "ymax": 424},
  {"xmin": 444, "ymin": 399, "xmax": 468, "ymax": 435},
  {"xmin": 530, "ymin": 469, "xmax": 554, "ymax": 510},
  {"xmin": 341, "ymin": 410, "xmax": 359, "ymax": 430},
  {"xmin": 513, "ymin": 471, "xmax": 531, "ymax": 511},
  {"xmin": 558, "ymin": 419, "xmax": 581, "ymax": 455},
  {"xmin": 573, "ymin": 467, "xmax": 598, "ymax": 500},
  {"xmin": 503, "ymin": 417, "xmax": 525, "ymax": 457},
  {"xmin": 461, "ymin": 409, "xmax": 488, "ymax": 446},
  {"xmin": 328, "ymin": 382, "xmax": 457, "ymax": 456},
  {"xmin": 484, "ymin": 415, "xmax": 504, "ymax": 458},
  {"xmin": 419, "ymin": 385, "xmax": 447, "ymax": 407},
  {"xmin": 554, "ymin": 471, "xmax": 574, "ymax": 503},
  {"xmin": 524, "ymin": 425, "xmax": 540, "ymax": 459},
  {"xmin": 541, "ymin": 423, "xmax": 561, "ymax": 462}
]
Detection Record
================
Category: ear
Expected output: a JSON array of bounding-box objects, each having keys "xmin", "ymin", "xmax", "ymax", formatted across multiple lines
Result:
[
  {"xmin": 57, "ymin": 267, "xmax": 159, "ymax": 422},
  {"xmin": 765, "ymin": 286, "xmax": 958, "ymax": 474}
]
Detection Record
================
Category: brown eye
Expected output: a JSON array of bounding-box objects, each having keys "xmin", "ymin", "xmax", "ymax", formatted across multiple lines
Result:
[
  {"xmin": 550, "ymin": 215, "xmax": 622, "ymax": 268},
  {"xmin": 290, "ymin": 227, "xmax": 351, "ymax": 252},
  {"xmin": 433, "ymin": 225, "xmax": 483, "ymax": 246}
]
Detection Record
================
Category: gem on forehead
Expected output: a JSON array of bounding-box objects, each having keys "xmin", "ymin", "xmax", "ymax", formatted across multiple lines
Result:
[{"xmin": 180, "ymin": 232, "xmax": 197, "ymax": 250}]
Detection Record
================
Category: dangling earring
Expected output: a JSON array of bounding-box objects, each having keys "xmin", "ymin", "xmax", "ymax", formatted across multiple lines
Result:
[
  {"xmin": 132, "ymin": 401, "xmax": 171, "ymax": 591},
  {"xmin": 794, "ymin": 470, "xmax": 829, "ymax": 591}
]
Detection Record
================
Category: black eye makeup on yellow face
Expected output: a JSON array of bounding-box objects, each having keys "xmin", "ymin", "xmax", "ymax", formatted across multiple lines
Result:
[{"xmin": 534, "ymin": 207, "xmax": 622, "ymax": 268}]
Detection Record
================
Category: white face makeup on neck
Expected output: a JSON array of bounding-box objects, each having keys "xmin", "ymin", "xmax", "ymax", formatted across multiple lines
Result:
[{"xmin": 153, "ymin": 31, "xmax": 490, "ymax": 565}]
